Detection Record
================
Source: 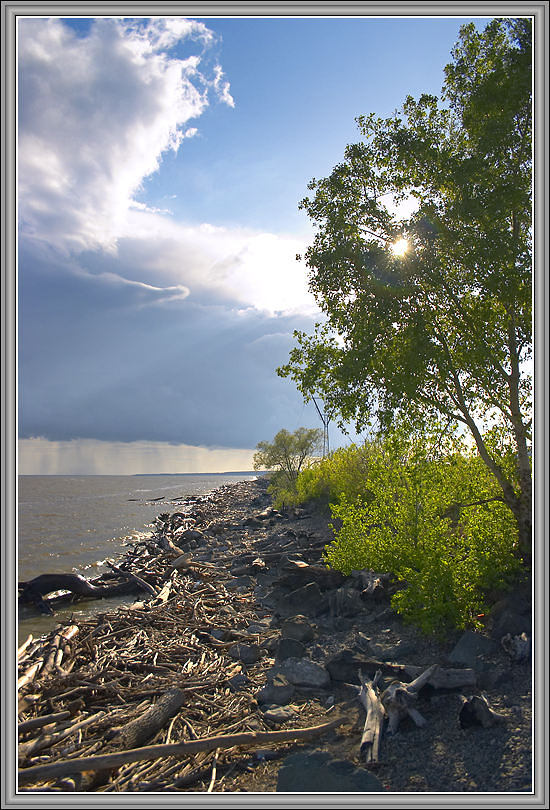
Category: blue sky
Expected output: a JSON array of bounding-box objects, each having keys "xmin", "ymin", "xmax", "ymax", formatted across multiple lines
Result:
[{"xmin": 17, "ymin": 13, "xmax": 489, "ymax": 474}]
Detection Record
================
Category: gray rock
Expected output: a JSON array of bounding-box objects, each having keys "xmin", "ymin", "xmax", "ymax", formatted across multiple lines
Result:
[
  {"xmin": 328, "ymin": 587, "xmax": 364, "ymax": 617},
  {"xmin": 281, "ymin": 615, "xmax": 315, "ymax": 643},
  {"xmin": 228, "ymin": 643, "xmax": 261, "ymax": 665},
  {"xmin": 276, "ymin": 657, "xmax": 330, "ymax": 689},
  {"xmin": 367, "ymin": 640, "xmax": 416, "ymax": 661},
  {"xmin": 280, "ymin": 582, "xmax": 329, "ymax": 617},
  {"xmin": 261, "ymin": 704, "xmax": 297, "ymax": 724},
  {"xmin": 491, "ymin": 608, "xmax": 531, "ymax": 641},
  {"xmin": 276, "ymin": 638, "xmax": 306, "ymax": 661},
  {"xmin": 227, "ymin": 575, "xmax": 254, "ymax": 591},
  {"xmin": 227, "ymin": 673, "xmax": 249, "ymax": 691},
  {"xmin": 448, "ymin": 631, "xmax": 497, "ymax": 668},
  {"xmin": 325, "ymin": 649, "xmax": 366, "ymax": 683},
  {"xmin": 276, "ymin": 751, "xmax": 384, "ymax": 792},
  {"xmin": 243, "ymin": 516, "xmax": 263, "ymax": 527},
  {"xmin": 256, "ymin": 674, "xmax": 295, "ymax": 705},
  {"xmin": 175, "ymin": 527, "xmax": 205, "ymax": 543},
  {"xmin": 247, "ymin": 621, "xmax": 270, "ymax": 635}
]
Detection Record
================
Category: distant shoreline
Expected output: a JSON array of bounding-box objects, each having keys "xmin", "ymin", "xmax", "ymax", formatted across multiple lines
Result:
[{"xmin": 18, "ymin": 471, "xmax": 266, "ymax": 477}]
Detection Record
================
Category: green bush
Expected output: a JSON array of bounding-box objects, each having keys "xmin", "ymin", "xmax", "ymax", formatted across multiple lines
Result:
[{"xmin": 300, "ymin": 428, "xmax": 521, "ymax": 636}]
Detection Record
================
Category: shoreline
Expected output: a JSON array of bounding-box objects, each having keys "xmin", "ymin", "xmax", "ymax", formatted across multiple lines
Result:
[{"xmin": 16, "ymin": 477, "xmax": 532, "ymax": 794}]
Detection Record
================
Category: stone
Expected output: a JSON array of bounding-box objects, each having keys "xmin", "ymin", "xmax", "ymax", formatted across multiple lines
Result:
[
  {"xmin": 448, "ymin": 631, "xmax": 497, "ymax": 668},
  {"xmin": 243, "ymin": 516, "xmax": 263, "ymax": 528},
  {"xmin": 256, "ymin": 674, "xmax": 295, "ymax": 705},
  {"xmin": 261, "ymin": 704, "xmax": 297, "ymax": 724},
  {"xmin": 280, "ymin": 615, "xmax": 315, "ymax": 643},
  {"xmin": 279, "ymin": 582, "xmax": 329, "ymax": 617},
  {"xmin": 247, "ymin": 622, "xmax": 270, "ymax": 635},
  {"xmin": 275, "ymin": 657, "xmax": 330, "ymax": 689},
  {"xmin": 175, "ymin": 527, "xmax": 205, "ymax": 544},
  {"xmin": 276, "ymin": 751, "xmax": 384, "ymax": 793},
  {"xmin": 275, "ymin": 561, "xmax": 346, "ymax": 592},
  {"xmin": 491, "ymin": 608, "xmax": 532, "ymax": 641},
  {"xmin": 276, "ymin": 638, "xmax": 306, "ymax": 661},
  {"xmin": 325, "ymin": 649, "xmax": 365, "ymax": 684},
  {"xmin": 228, "ymin": 643, "xmax": 261, "ymax": 665},
  {"xmin": 227, "ymin": 673, "xmax": 249, "ymax": 692},
  {"xmin": 328, "ymin": 587, "xmax": 364, "ymax": 617},
  {"xmin": 367, "ymin": 640, "xmax": 416, "ymax": 661},
  {"xmin": 227, "ymin": 575, "xmax": 254, "ymax": 591}
]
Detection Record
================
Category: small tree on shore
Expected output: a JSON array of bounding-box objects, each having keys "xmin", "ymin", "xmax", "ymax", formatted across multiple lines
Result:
[{"xmin": 253, "ymin": 427, "xmax": 323, "ymax": 505}]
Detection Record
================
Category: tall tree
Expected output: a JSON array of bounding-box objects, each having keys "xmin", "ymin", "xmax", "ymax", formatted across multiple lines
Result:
[{"xmin": 278, "ymin": 19, "xmax": 532, "ymax": 559}]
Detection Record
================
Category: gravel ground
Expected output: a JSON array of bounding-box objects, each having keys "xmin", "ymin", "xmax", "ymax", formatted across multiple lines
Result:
[{"xmin": 196, "ymin": 478, "xmax": 533, "ymax": 796}]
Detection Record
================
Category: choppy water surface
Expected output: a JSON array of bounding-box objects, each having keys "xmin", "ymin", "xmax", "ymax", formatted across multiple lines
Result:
[{"xmin": 17, "ymin": 473, "xmax": 257, "ymax": 642}]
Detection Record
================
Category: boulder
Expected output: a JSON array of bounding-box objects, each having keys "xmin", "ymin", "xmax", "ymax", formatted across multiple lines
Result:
[
  {"xmin": 325, "ymin": 649, "xmax": 364, "ymax": 683},
  {"xmin": 276, "ymin": 751, "xmax": 384, "ymax": 792},
  {"xmin": 261, "ymin": 704, "xmax": 297, "ymax": 724},
  {"xmin": 278, "ymin": 583, "xmax": 329, "ymax": 617},
  {"xmin": 228, "ymin": 643, "xmax": 261, "ymax": 665},
  {"xmin": 256, "ymin": 674, "xmax": 295, "ymax": 705},
  {"xmin": 491, "ymin": 608, "xmax": 532, "ymax": 641},
  {"xmin": 280, "ymin": 615, "xmax": 315, "ymax": 643},
  {"xmin": 276, "ymin": 638, "xmax": 306, "ymax": 661},
  {"xmin": 448, "ymin": 631, "xmax": 497, "ymax": 669},
  {"xmin": 274, "ymin": 561, "xmax": 345, "ymax": 592},
  {"xmin": 275, "ymin": 657, "xmax": 330, "ymax": 689}
]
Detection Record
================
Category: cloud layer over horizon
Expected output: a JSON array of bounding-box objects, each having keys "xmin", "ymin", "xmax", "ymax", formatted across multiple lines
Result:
[{"xmin": 18, "ymin": 17, "xmax": 326, "ymax": 463}]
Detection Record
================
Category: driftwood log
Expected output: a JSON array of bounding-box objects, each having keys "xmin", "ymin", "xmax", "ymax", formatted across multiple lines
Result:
[
  {"xmin": 18, "ymin": 717, "xmax": 342, "ymax": 787},
  {"xmin": 107, "ymin": 688, "xmax": 187, "ymax": 751},
  {"xmin": 357, "ymin": 669, "xmax": 385, "ymax": 765},
  {"xmin": 458, "ymin": 694, "xmax": 507, "ymax": 729},
  {"xmin": 327, "ymin": 650, "xmax": 476, "ymax": 689},
  {"xmin": 381, "ymin": 663, "xmax": 439, "ymax": 735}
]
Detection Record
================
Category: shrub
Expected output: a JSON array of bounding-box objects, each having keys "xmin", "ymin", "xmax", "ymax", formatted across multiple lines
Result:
[{"xmin": 312, "ymin": 428, "xmax": 521, "ymax": 635}]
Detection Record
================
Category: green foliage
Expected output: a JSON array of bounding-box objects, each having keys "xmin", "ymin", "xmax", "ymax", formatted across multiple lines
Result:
[
  {"xmin": 278, "ymin": 19, "xmax": 532, "ymax": 558},
  {"xmin": 295, "ymin": 442, "xmax": 378, "ymax": 508},
  {"xmin": 253, "ymin": 427, "xmax": 323, "ymax": 508},
  {"xmin": 296, "ymin": 426, "xmax": 521, "ymax": 636}
]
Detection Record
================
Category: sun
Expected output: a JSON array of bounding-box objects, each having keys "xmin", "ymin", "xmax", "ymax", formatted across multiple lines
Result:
[{"xmin": 390, "ymin": 237, "xmax": 409, "ymax": 257}]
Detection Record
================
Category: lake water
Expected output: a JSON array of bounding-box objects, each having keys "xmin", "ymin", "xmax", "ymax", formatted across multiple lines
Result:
[{"xmin": 16, "ymin": 472, "xmax": 258, "ymax": 643}]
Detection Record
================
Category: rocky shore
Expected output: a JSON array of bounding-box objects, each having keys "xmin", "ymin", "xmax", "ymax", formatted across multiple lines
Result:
[{"xmin": 17, "ymin": 477, "xmax": 533, "ymax": 794}]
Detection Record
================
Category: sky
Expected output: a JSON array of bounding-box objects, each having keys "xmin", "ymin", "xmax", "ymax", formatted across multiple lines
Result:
[{"xmin": 17, "ymin": 12, "xmax": 490, "ymax": 475}]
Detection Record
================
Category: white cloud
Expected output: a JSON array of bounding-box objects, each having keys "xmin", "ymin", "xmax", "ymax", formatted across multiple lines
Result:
[
  {"xmin": 18, "ymin": 17, "xmax": 318, "ymax": 316},
  {"xmin": 17, "ymin": 17, "xmax": 226, "ymax": 252},
  {"xmin": 104, "ymin": 211, "xmax": 318, "ymax": 315},
  {"xmin": 212, "ymin": 64, "xmax": 235, "ymax": 108}
]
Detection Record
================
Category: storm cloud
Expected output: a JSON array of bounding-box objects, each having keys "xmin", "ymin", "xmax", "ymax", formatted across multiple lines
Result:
[{"xmin": 17, "ymin": 17, "xmax": 327, "ymax": 463}]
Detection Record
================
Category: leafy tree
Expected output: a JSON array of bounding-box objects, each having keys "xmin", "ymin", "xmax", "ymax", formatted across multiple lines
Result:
[
  {"xmin": 253, "ymin": 428, "xmax": 323, "ymax": 500},
  {"xmin": 278, "ymin": 19, "xmax": 532, "ymax": 560}
]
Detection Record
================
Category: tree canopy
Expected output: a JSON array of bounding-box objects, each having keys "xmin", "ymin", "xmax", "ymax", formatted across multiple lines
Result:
[{"xmin": 278, "ymin": 19, "xmax": 532, "ymax": 558}]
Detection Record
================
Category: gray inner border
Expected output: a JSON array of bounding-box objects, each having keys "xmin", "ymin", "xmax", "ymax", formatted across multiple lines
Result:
[{"xmin": 2, "ymin": 2, "xmax": 547, "ymax": 808}]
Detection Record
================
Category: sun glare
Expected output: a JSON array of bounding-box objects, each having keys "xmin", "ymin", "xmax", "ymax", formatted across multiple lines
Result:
[{"xmin": 391, "ymin": 238, "xmax": 409, "ymax": 257}]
